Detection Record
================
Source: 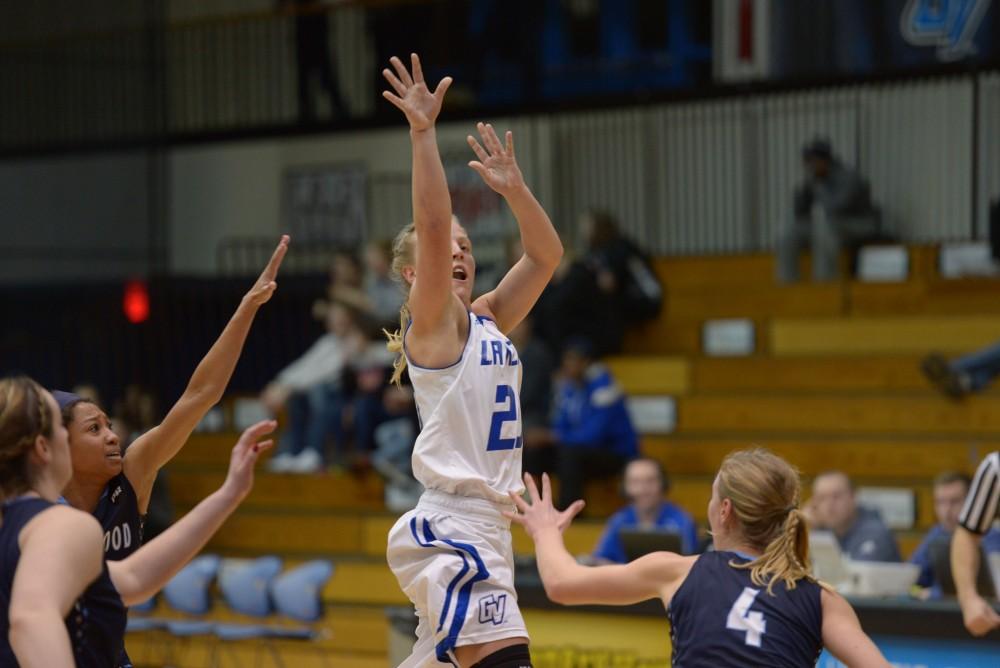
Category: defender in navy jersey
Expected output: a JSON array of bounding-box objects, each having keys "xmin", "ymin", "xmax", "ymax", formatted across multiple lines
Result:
[
  {"xmin": 510, "ymin": 450, "xmax": 891, "ymax": 667},
  {"xmin": 1, "ymin": 376, "xmax": 276, "ymax": 667},
  {"xmin": 0, "ymin": 497, "xmax": 127, "ymax": 668},
  {"xmin": 57, "ymin": 234, "xmax": 286, "ymax": 566}
]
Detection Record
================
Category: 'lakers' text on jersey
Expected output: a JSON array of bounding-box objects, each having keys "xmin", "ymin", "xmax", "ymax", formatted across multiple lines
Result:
[{"xmin": 406, "ymin": 312, "xmax": 525, "ymax": 505}]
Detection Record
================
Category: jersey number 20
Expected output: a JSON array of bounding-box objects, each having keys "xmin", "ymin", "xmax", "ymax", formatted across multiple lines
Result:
[
  {"xmin": 727, "ymin": 587, "xmax": 766, "ymax": 647},
  {"xmin": 487, "ymin": 385, "xmax": 523, "ymax": 451}
]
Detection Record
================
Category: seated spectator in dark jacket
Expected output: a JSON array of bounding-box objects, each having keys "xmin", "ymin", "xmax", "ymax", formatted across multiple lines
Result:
[
  {"xmin": 910, "ymin": 471, "xmax": 1000, "ymax": 598},
  {"xmin": 777, "ymin": 139, "xmax": 878, "ymax": 283},
  {"xmin": 807, "ymin": 471, "xmax": 901, "ymax": 562},
  {"xmin": 506, "ymin": 314, "xmax": 554, "ymax": 449},
  {"xmin": 524, "ymin": 338, "xmax": 638, "ymax": 509},
  {"xmin": 549, "ymin": 210, "xmax": 662, "ymax": 356},
  {"xmin": 592, "ymin": 458, "xmax": 698, "ymax": 563}
]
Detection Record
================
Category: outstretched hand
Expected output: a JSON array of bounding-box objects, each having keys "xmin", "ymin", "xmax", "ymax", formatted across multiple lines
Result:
[
  {"xmin": 382, "ymin": 53, "xmax": 452, "ymax": 132},
  {"xmin": 505, "ymin": 473, "xmax": 586, "ymax": 540},
  {"xmin": 467, "ymin": 123, "xmax": 525, "ymax": 196},
  {"xmin": 245, "ymin": 235, "xmax": 290, "ymax": 306},
  {"xmin": 221, "ymin": 419, "xmax": 276, "ymax": 502}
]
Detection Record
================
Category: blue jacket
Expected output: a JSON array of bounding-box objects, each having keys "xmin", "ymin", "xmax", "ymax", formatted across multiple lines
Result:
[
  {"xmin": 594, "ymin": 501, "xmax": 699, "ymax": 562},
  {"xmin": 909, "ymin": 524, "xmax": 1000, "ymax": 597},
  {"xmin": 552, "ymin": 364, "xmax": 638, "ymax": 458}
]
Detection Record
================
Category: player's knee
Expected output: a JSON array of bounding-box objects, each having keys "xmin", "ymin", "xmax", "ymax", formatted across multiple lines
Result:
[{"xmin": 470, "ymin": 643, "xmax": 532, "ymax": 668}]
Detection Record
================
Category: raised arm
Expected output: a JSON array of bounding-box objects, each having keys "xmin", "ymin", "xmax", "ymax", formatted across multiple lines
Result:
[
  {"xmin": 820, "ymin": 589, "xmax": 891, "ymax": 668},
  {"xmin": 123, "ymin": 236, "xmax": 288, "ymax": 511},
  {"xmin": 382, "ymin": 54, "xmax": 458, "ymax": 337},
  {"xmin": 109, "ymin": 421, "xmax": 273, "ymax": 605},
  {"xmin": 506, "ymin": 473, "xmax": 689, "ymax": 606},
  {"xmin": 469, "ymin": 124, "xmax": 563, "ymax": 333},
  {"xmin": 10, "ymin": 507, "xmax": 103, "ymax": 668}
]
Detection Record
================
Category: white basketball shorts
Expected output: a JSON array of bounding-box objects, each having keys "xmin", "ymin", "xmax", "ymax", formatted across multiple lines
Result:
[{"xmin": 386, "ymin": 489, "xmax": 529, "ymax": 667}]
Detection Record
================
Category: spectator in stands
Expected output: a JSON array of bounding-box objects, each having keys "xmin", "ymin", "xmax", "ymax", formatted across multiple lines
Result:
[
  {"xmin": 281, "ymin": 0, "xmax": 346, "ymax": 121},
  {"xmin": 524, "ymin": 337, "xmax": 638, "ymax": 509},
  {"xmin": 363, "ymin": 240, "xmax": 405, "ymax": 328},
  {"xmin": 921, "ymin": 345, "xmax": 1000, "ymax": 399},
  {"xmin": 777, "ymin": 139, "xmax": 878, "ymax": 283},
  {"xmin": 112, "ymin": 385, "xmax": 174, "ymax": 542},
  {"xmin": 346, "ymin": 334, "xmax": 400, "ymax": 456},
  {"xmin": 322, "ymin": 245, "xmax": 401, "ymax": 330},
  {"xmin": 261, "ymin": 300, "xmax": 366, "ymax": 473},
  {"xmin": 910, "ymin": 471, "xmax": 1000, "ymax": 598},
  {"xmin": 371, "ymin": 382, "xmax": 420, "ymax": 512},
  {"xmin": 552, "ymin": 210, "xmax": 662, "ymax": 355},
  {"xmin": 591, "ymin": 458, "xmax": 698, "ymax": 563},
  {"xmin": 807, "ymin": 470, "xmax": 901, "ymax": 562},
  {"xmin": 506, "ymin": 314, "xmax": 554, "ymax": 449},
  {"xmin": 952, "ymin": 451, "xmax": 1000, "ymax": 636},
  {"xmin": 71, "ymin": 383, "xmax": 102, "ymax": 407}
]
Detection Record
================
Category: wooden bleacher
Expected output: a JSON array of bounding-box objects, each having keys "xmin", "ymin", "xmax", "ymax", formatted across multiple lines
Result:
[{"xmin": 133, "ymin": 244, "xmax": 1000, "ymax": 667}]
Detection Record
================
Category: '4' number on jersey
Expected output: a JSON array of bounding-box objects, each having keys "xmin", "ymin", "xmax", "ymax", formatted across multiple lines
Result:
[{"xmin": 727, "ymin": 587, "xmax": 766, "ymax": 647}]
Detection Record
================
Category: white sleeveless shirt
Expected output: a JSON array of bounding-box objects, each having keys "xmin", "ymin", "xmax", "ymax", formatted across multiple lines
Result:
[{"xmin": 405, "ymin": 312, "xmax": 525, "ymax": 505}]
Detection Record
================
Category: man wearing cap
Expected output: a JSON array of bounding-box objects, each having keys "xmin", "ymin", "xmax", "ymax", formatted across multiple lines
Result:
[{"xmin": 777, "ymin": 138, "xmax": 878, "ymax": 282}]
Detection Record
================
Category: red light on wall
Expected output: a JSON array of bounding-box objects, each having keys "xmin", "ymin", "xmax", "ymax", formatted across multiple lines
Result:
[{"xmin": 123, "ymin": 280, "xmax": 150, "ymax": 324}]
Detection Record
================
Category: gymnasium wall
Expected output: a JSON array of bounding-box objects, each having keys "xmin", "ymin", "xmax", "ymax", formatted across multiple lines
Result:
[
  {"xmin": 165, "ymin": 72, "xmax": 1000, "ymax": 275},
  {"xmin": 0, "ymin": 151, "xmax": 158, "ymax": 283},
  {"xmin": 1, "ymin": 72, "xmax": 997, "ymax": 282}
]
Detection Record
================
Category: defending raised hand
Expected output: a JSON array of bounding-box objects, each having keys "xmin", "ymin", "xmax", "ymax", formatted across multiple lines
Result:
[
  {"xmin": 221, "ymin": 419, "xmax": 276, "ymax": 502},
  {"xmin": 505, "ymin": 473, "xmax": 586, "ymax": 540},
  {"xmin": 244, "ymin": 235, "xmax": 290, "ymax": 307},
  {"xmin": 467, "ymin": 123, "xmax": 525, "ymax": 197},
  {"xmin": 382, "ymin": 53, "xmax": 452, "ymax": 132}
]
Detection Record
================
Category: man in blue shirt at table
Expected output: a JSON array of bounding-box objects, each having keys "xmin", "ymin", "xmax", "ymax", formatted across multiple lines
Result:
[
  {"xmin": 591, "ymin": 457, "xmax": 699, "ymax": 563},
  {"xmin": 910, "ymin": 471, "xmax": 1000, "ymax": 598}
]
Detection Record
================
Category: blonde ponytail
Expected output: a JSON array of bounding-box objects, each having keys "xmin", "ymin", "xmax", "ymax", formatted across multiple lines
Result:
[
  {"xmin": 718, "ymin": 449, "xmax": 814, "ymax": 595},
  {"xmin": 732, "ymin": 507, "xmax": 812, "ymax": 595},
  {"xmin": 384, "ymin": 223, "xmax": 417, "ymax": 387},
  {"xmin": 385, "ymin": 301, "xmax": 411, "ymax": 387}
]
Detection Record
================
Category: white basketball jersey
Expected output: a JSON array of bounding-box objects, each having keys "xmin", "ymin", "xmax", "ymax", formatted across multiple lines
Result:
[{"xmin": 405, "ymin": 312, "xmax": 525, "ymax": 505}]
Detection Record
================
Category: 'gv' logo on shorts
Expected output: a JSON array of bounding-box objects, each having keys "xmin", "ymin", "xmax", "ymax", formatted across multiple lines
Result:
[{"xmin": 478, "ymin": 594, "xmax": 507, "ymax": 626}]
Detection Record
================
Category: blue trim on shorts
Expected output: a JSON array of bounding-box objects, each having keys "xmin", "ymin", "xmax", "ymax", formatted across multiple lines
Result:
[
  {"xmin": 408, "ymin": 516, "xmax": 492, "ymax": 664},
  {"xmin": 417, "ymin": 519, "xmax": 471, "ymax": 635},
  {"xmin": 436, "ymin": 537, "xmax": 490, "ymax": 662}
]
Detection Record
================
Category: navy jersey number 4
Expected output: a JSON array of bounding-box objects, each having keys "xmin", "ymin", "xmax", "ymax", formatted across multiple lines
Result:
[
  {"xmin": 487, "ymin": 385, "xmax": 522, "ymax": 451},
  {"xmin": 727, "ymin": 587, "xmax": 767, "ymax": 647}
]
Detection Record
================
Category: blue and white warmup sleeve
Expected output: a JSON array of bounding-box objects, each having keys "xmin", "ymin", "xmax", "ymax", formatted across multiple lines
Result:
[{"xmin": 958, "ymin": 451, "xmax": 1000, "ymax": 535}]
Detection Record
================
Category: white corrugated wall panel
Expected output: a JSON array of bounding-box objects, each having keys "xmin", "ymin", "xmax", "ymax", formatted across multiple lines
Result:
[
  {"xmin": 658, "ymin": 100, "xmax": 747, "ymax": 255},
  {"xmin": 550, "ymin": 108, "xmax": 649, "ymax": 252},
  {"xmin": 862, "ymin": 79, "xmax": 973, "ymax": 241},
  {"xmin": 979, "ymin": 73, "xmax": 1000, "ymax": 236}
]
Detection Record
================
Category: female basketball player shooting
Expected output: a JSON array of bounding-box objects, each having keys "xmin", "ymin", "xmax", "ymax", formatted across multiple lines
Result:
[
  {"xmin": 380, "ymin": 54, "xmax": 583, "ymax": 668},
  {"xmin": 509, "ymin": 450, "xmax": 891, "ymax": 667}
]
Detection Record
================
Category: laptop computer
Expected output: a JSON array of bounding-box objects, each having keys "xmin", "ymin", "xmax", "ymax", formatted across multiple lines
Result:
[
  {"xmin": 929, "ymin": 536, "xmax": 998, "ymax": 598},
  {"xmin": 620, "ymin": 529, "xmax": 683, "ymax": 562},
  {"xmin": 808, "ymin": 530, "xmax": 849, "ymax": 588}
]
